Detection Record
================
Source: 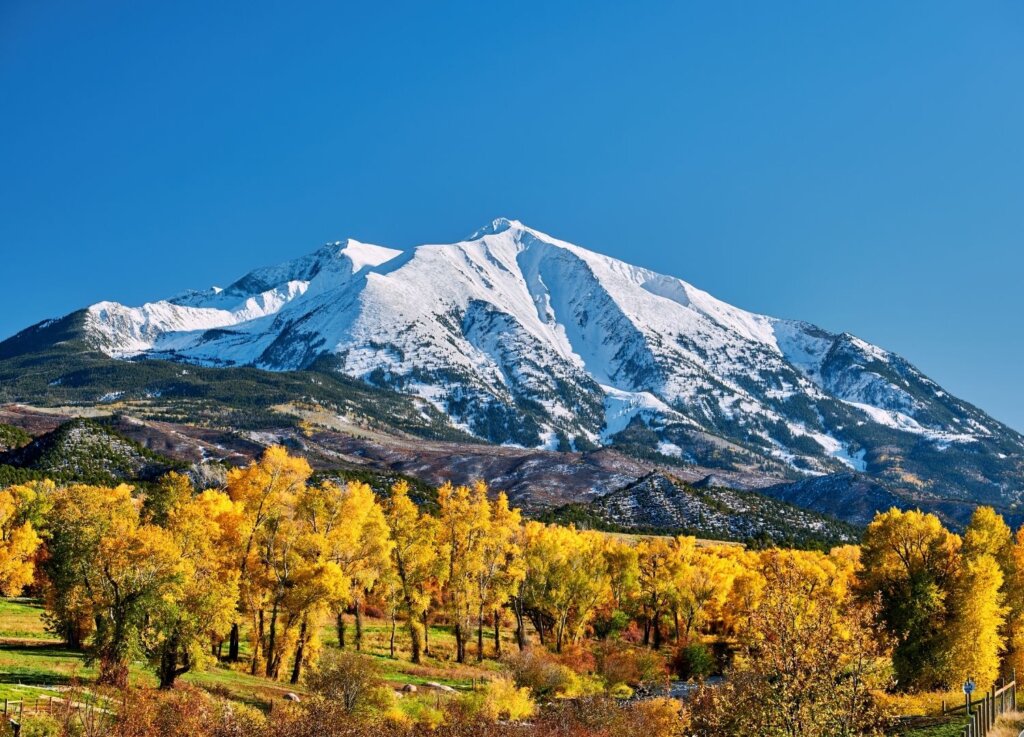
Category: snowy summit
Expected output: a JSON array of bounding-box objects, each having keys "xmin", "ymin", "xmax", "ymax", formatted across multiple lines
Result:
[{"xmin": 72, "ymin": 219, "xmax": 1024, "ymax": 481}]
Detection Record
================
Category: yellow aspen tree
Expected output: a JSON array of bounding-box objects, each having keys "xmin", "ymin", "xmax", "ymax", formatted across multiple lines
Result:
[
  {"xmin": 225, "ymin": 446, "xmax": 311, "ymax": 667},
  {"xmin": 946, "ymin": 552, "xmax": 1008, "ymax": 689},
  {"xmin": 673, "ymin": 544, "xmax": 740, "ymax": 642},
  {"xmin": 385, "ymin": 481, "xmax": 446, "ymax": 664},
  {"xmin": 1005, "ymin": 526, "xmax": 1024, "ymax": 676},
  {"xmin": 962, "ymin": 506, "xmax": 1012, "ymax": 564},
  {"xmin": 474, "ymin": 491, "xmax": 523, "ymax": 660},
  {"xmin": 0, "ymin": 485, "xmax": 42, "ymax": 596},
  {"xmin": 515, "ymin": 521, "xmax": 560, "ymax": 648},
  {"xmin": 152, "ymin": 488, "xmax": 240, "ymax": 688},
  {"xmin": 437, "ymin": 481, "xmax": 489, "ymax": 663},
  {"xmin": 722, "ymin": 562, "xmax": 765, "ymax": 637},
  {"xmin": 946, "ymin": 506, "xmax": 1012, "ymax": 689},
  {"xmin": 40, "ymin": 484, "xmax": 140, "ymax": 651},
  {"xmin": 542, "ymin": 526, "xmax": 612, "ymax": 651},
  {"xmin": 252, "ymin": 489, "xmax": 346, "ymax": 681},
  {"xmin": 315, "ymin": 480, "xmax": 393, "ymax": 653},
  {"xmin": 858, "ymin": 508, "xmax": 961, "ymax": 690},
  {"xmin": 592, "ymin": 536, "xmax": 639, "ymax": 640},
  {"xmin": 693, "ymin": 550, "xmax": 889, "ymax": 736},
  {"xmin": 636, "ymin": 537, "xmax": 680, "ymax": 649}
]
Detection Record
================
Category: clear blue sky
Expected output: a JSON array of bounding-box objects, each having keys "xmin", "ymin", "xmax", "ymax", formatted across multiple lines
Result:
[{"xmin": 2, "ymin": 1, "xmax": 1022, "ymax": 431}]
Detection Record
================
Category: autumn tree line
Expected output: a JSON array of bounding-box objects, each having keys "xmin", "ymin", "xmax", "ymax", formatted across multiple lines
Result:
[{"xmin": 0, "ymin": 446, "xmax": 1021, "ymax": 713}]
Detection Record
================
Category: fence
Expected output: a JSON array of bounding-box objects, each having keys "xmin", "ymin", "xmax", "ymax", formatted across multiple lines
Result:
[
  {"xmin": 941, "ymin": 673, "xmax": 1017, "ymax": 737},
  {"xmin": 3, "ymin": 695, "xmax": 105, "ymax": 737}
]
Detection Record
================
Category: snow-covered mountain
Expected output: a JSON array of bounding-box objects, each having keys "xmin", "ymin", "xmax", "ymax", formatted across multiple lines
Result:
[{"xmin": 23, "ymin": 218, "xmax": 1024, "ymax": 505}]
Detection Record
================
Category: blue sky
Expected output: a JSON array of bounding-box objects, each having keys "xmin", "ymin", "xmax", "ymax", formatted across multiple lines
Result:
[{"xmin": 1, "ymin": 1, "xmax": 1022, "ymax": 431}]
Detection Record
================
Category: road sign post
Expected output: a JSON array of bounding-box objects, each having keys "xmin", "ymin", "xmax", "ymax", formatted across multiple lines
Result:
[{"xmin": 964, "ymin": 677, "xmax": 976, "ymax": 715}]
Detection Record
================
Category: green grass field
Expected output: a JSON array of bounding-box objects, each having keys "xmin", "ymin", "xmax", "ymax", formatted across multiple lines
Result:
[
  {"xmin": 0, "ymin": 598, "xmax": 513, "ymax": 714},
  {"xmin": 893, "ymin": 717, "xmax": 966, "ymax": 737}
]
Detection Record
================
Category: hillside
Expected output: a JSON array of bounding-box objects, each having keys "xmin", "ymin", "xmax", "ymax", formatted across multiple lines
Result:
[
  {"xmin": 0, "ymin": 418, "xmax": 184, "ymax": 485},
  {"xmin": 543, "ymin": 472, "xmax": 858, "ymax": 549}
]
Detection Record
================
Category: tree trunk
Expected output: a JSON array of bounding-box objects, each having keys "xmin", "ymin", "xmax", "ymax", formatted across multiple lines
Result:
[
  {"xmin": 228, "ymin": 622, "xmax": 240, "ymax": 662},
  {"xmin": 336, "ymin": 610, "xmax": 346, "ymax": 649},
  {"xmin": 290, "ymin": 618, "xmax": 308, "ymax": 685},
  {"xmin": 250, "ymin": 609, "xmax": 264, "ymax": 676},
  {"xmin": 67, "ymin": 622, "xmax": 83, "ymax": 651},
  {"xmin": 455, "ymin": 623, "xmax": 465, "ymax": 663},
  {"xmin": 408, "ymin": 618, "xmax": 422, "ymax": 664},
  {"xmin": 422, "ymin": 612, "xmax": 430, "ymax": 656},
  {"xmin": 643, "ymin": 616, "xmax": 651, "ymax": 646},
  {"xmin": 673, "ymin": 610, "xmax": 680, "ymax": 645},
  {"xmin": 354, "ymin": 599, "xmax": 364, "ymax": 652},
  {"xmin": 265, "ymin": 604, "xmax": 279, "ymax": 678},
  {"xmin": 513, "ymin": 598, "xmax": 526, "ymax": 651},
  {"xmin": 652, "ymin": 610, "xmax": 663, "ymax": 650},
  {"xmin": 99, "ymin": 656, "xmax": 130, "ymax": 688},
  {"xmin": 158, "ymin": 633, "xmax": 193, "ymax": 689},
  {"xmin": 389, "ymin": 611, "xmax": 397, "ymax": 658},
  {"xmin": 159, "ymin": 647, "xmax": 176, "ymax": 689},
  {"xmin": 477, "ymin": 604, "xmax": 485, "ymax": 661},
  {"xmin": 494, "ymin": 609, "xmax": 502, "ymax": 658}
]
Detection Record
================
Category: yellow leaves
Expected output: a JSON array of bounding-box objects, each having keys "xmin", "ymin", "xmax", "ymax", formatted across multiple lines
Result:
[
  {"xmin": 0, "ymin": 486, "xmax": 41, "ymax": 596},
  {"xmin": 963, "ymin": 505, "xmax": 1012, "ymax": 566},
  {"xmin": 946, "ymin": 551, "xmax": 1008, "ymax": 689},
  {"xmin": 308, "ymin": 478, "xmax": 393, "ymax": 606},
  {"xmin": 472, "ymin": 677, "xmax": 536, "ymax": 721},
  {"xmin": 861, "ymin": 507, "xmax": 961, "ymax": 583},
  {"xmin": 226, "ymin": 444, "xmax": 311, "ymax": 510},
  {"xmin": 387, "ymin": 479, "xmax": 444, "ymax": 618},
  {"xmin": 98, "ymin": 522, "xmax": 184, "ymax": 598},
  {"xmin": 519, "ymin": 523, "xmax": 613, "ymax": 649}
]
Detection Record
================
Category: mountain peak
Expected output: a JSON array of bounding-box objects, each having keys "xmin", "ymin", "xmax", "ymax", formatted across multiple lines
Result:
[
  {"xmin": 319, "ymin": 238, "xmax": 402, "ymax": 273},
  {"xmin": 11, "ymin": 216, "xmax": 1020, "ymax": 517},
  {"xmin": 468, "ymin": 217, "xmax": 527, "ymax": 240}
]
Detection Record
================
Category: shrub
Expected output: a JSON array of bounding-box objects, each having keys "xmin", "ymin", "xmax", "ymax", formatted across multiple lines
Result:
[
  {"xmin": 504, "ymin": 648, "xmax": 601, "ymax": 700},
  {"xmin": 629, "ymin": 697, "xmax": 689, "ymax": 737},
  {"xmin": 608, "ymin": 682, "xmax": 634, "ymax": 699},
  {"xmin": 22, "ymin": 717, "xmax": 61, "ymax": 737},
  {"xmin": 595, "ymin": 641, "xmax": 668, "ymax": 690},
  {"xmin": 672, "ymin": 642, "xmax": 715, "ymax": 681},
  {"xmin": 592, "ymin": 609, "xmax": 630, "ymax": 640},
  {"xmin": 458, "ymin": 678, "xmax": 536, "ymax": 722},
  {"xmin": 304, "ymin": 651, "xmax": 387, "ymax": 714},
  {"xmin": 538, "ymin": 696, "xmax": 689, "ymax": 737},
  {"xmin": 553, "ymin": 643, "xmax": 596, "ymax": 675},
  {"xmin": 98, "ymin": 686, "xmax": 267, "ymax": 737},
  {"xmin": 505, "ymin": 648, "xmax": 575, "ymax": 699},
  {"xmin": 390, "ymin": 695, "xmax": 446, "ymax": 730}
]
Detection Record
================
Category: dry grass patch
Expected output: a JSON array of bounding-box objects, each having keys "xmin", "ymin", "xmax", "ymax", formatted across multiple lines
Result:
[{"xmin": 991, "ymin": 710, "xmax": 1024, "ymax": 737}]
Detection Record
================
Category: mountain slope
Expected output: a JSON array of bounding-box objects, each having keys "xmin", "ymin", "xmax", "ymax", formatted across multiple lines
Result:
[
  {"xmin": 0, "ymin": 418, "xmax": 182, "ymax": 485},
  {"xmin": 3, "ymin": 218, "xmax": 1022, "ymax": 513},
  {"xmin": 543, "ymin": 472, "xmax": 858, "ymax": 549}
]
